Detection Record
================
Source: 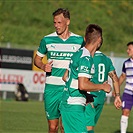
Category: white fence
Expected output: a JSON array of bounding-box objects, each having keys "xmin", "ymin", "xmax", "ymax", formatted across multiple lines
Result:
[
  {"xmin": 0, "ymin": 56, "xmax": 127, "ymax": 102},
  {"xmin": 0, "ymin": 68, "xmax": 46, "ymax": 101},
  {"xmin": 110, "ymin": 56, "xmax": 126, "ymax": 77}
]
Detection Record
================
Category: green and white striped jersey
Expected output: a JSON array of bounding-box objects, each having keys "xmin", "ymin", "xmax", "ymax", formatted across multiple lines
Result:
[
  {"xmin": 90, "ymin": 51, "xmax": 115, "ymax": 104},
  {"xmin": 61, "ymin": 47, "xmax": 95, "ymax": 108},
  {"xmin": 37, "ymin": 32, "xmax": 84, "ymax": 88}
]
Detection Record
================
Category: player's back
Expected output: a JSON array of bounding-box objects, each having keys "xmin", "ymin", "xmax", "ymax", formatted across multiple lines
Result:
[
  {"xmin": 90, "ymin": 51, "xmax": 115, "ymax": 104},
  {"xmin": 60, "ymin": 47, "xmax": 94, "ymax": 111},
  {"xmin": 92, "ymin": 51, "xmax": 115, "ymax": 84}
]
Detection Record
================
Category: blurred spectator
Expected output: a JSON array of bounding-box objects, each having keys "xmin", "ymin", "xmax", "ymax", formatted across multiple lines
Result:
[{"xmin": 14, "ymin": 83, "xmax": 29, "ymax": 101}]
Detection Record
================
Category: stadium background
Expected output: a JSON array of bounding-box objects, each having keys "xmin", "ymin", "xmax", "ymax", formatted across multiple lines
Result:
[{"xmin": 0, "ymin": 1, "xmax": 133, "ymax": 133}]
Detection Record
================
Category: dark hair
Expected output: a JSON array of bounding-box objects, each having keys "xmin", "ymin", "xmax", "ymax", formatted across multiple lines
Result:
[
  {"xmin": 127, "ymin": 41, "xmax": 133, "ymax": 46},
  {"xmin": 85, "ymin": 24, "xmax": 102, "ymax": 44},
  {"xmin": 52, "ymin": 8, "xmax": 70, "ymax": 19}
]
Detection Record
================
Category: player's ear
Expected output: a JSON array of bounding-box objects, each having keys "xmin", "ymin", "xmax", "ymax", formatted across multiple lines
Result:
[
  {"xmin": 97, "ymin": 37, "xmax": 101, "ymax": 44},
  {"xmin": 67, "ymin": 19, "xmax": 70, "ymax": 26}
]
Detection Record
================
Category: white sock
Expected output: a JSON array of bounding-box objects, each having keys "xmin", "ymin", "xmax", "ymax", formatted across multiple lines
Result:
[{"xmin": 120, "ymin": 115, "xmax": 128, "ymax": 133}]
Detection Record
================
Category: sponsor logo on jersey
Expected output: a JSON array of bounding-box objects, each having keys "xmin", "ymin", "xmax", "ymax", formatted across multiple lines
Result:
[
  {"xmin": 80, "ymin": 66, "xmax": 89, "ymax": 72},
  {"xmin": 50, "ymin": 52, "xmax": 73, "ymax": 58}
]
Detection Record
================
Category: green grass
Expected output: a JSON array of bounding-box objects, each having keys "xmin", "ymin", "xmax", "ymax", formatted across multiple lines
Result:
[
  {"xmin": 0, "ymin": 0, "xmax": 133, "ymax": 56},
  {"xmin": 95, "ymin": 104, "xmax": 133, "ymax": 133},
  {"xmin": 1, "ymin": 100, "xmax": 133, "ymax": 133},
  {"xmin": 1, "ymin": 100, "xmax": 48, "ymax": 133}
]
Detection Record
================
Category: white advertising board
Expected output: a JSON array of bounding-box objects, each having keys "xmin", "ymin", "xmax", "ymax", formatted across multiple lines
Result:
[{"xmin": 0, "ymin": 68, "xmax": 46, "ymax": 93}]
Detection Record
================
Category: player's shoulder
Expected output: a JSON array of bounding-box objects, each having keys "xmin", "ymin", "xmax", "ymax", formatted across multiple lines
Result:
[
  {"xmin": 73, "ymin": 47, "xmax": 91, "ymax": 58},
  {"xmin": 124, "ymin": 58, "xmax": 132, "ymax": 64},
  {"xmin": 94, "ymin": 51, "xmax": 105, "ymax": 57},
  {"xmin": 125, "ymin": 58, "xmax": 131, "ymax": 62},
  {"xmin": 95, "ymin": 51, "xmax": 112, "ymax": 60},
  {"xmin": 81, "ymin": 47, "xmax": 91, "ymax": 57},
  {"xmin": 70, "ymin": 32, "xmax": 84, "ymax": 39},
  {"xmin": 78, "ymin": 47, "xmax": 92, "ymax": 62},
  {"xmin": 40, "ymin": 32, "xmax": 57, "ymax": 42},
  {"xmin": 70, "ymin": 32, "xmax": 82, "ymax": 37},
  {"xmin": 44, "ymin": 32, "xmax": 57, "ymax": 37}
]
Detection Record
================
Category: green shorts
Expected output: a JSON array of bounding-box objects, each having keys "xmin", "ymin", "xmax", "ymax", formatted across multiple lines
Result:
[
  {"xmin": 44, "ymin": 84, "xmax": 64, "ymax": 120},
  {"xmin": 61, "ymin": 105, "xmax": 87, "ymax": 133},
  {"xmin": 85, "ymin": 103, "xmax": 104, "ymax": 126}
]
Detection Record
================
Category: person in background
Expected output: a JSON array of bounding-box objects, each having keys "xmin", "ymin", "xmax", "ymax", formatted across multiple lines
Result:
[
  {"xmin": 119, "ymin": 41, "xmax": 133, "ymax": 133},
  {"xmin": 85, "ymin": 42, "xmax": 122, "ymax": 133},
  {"xmin": 60, "ymin": 24, "xmax": 111, "ymax": 133},
  {"xmin": 14, "ymin": 83, "xmax": 29, "ymax": 101},
  {"xmin": 34, "ymin": 8, "xmax": 84, "ymax": 133}
]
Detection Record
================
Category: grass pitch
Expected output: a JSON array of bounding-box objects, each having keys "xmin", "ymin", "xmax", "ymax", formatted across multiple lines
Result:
[{"xmin": 0, "ymin": 100, "xmax": 133, "ymax": 133}]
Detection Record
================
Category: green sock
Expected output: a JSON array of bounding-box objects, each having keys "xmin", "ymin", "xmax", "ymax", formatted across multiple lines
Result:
[{"xmin": 88, "ymin": 130, "xmax": 94, "ymax": 133}]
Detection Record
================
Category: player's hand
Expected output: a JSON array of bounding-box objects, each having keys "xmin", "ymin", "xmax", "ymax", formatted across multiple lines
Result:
[
  {"xmin": 86, "ymin": 93, "xmax": 97, "ymax": 104},
  {"xmin": 41, "ymin": 60, "xmax": 53, "ymax": 72},
  {"xmin": 114, "ymin": 96, "xmax": 122, "ymax": 109},
  {"xmin": 103, "ymin": 81, "xmax": 111, "ymax": 93}
]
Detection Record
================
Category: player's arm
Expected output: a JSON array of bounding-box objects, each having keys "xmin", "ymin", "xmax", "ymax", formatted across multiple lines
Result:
[
  {"xmin": 62, "ymin": 69, "xmax": 69, "ymax": 82},
  {"xmin": 34, "ymin": 54, "xmax": 53, "ymax": 72},
  {"xmin": 34, "ymin": 54, "xmax": 44, "ymax": 69},
  {"xmin": 119, "ymin": 72, "xmax": 126, "ymax": 86},
  {"xmin": 108, "ymin": 70, "xmax": 122, "ymax": 109},
  {"xmin": 108, "ymin": 70, "xmax": 120, "ymax": 95},
  {"xmin": 78, "ymin": 77, "xmax": 111, "ymax": 93}
]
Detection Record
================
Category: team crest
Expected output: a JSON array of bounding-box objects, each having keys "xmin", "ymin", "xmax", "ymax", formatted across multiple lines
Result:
[{"xmin": 71, "ymin": 46, "xmax": 77, "ymax": 51}]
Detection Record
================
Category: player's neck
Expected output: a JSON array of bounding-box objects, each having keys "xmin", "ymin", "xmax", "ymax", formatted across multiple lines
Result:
[
  {"xmin": 90, "ymin": 49, "xmax": 96, "ymax": 57},
  {"xmin": 85, "ymin": 44, "xmax": 97, "ymax": 57},
  {"xmin": 59, "ymin": 31, "xmax": 71, "ymax": 40}
]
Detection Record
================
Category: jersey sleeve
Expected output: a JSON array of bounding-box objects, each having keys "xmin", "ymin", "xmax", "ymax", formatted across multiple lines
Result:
[
  {"xmin": 37, "ymin": 38, "xmax": 47, "ymax": 57},
  {"xmin": 108, "ymin": 57, "xmax": 115, "ymax": 72},
  {"xmin": 122, "ymin": 62, "xmax": 126, "ymax": 73},
  {"xmin": 78, "ymin": 57, "xmax": 94, "ymax": 79}
]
